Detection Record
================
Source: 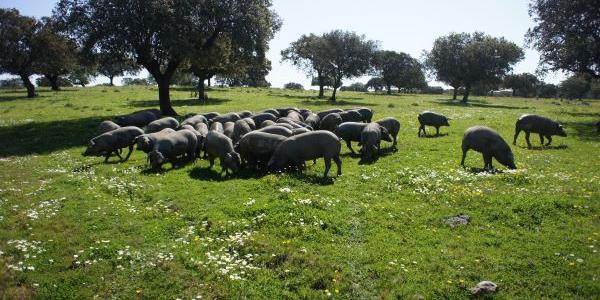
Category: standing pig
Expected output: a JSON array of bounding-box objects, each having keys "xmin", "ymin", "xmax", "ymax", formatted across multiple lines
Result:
[
  {"xmin": 232, "ymin": 119, "xmax": 253, "ymax": 144},
  {"xmin": 98, "ymin": 120, "xmax": 120, "ymax": 134},
  {"xmin": 304, "ymin": 113, "xmax": 321, "ymax": 130},
  {"xmin": 201, "ymin": 112, "xmax": 220, "ymax": 121},
  {"xmin": 375, "ymin": 117, "xmax": 400, "ymax": 147},
  {"xmin": 209, "ymin": 122, "xmax": 224, "ymax": 134},
  {"xmin": 319, "ymin": 113, "xmax": 343, "ymax": 132},
  {"xmin": 223, "ymin": 122, "xmax": 235, "ymax": 138},
  {"xmin": 114, "ymin": 109, "xmax": 160, "ymax": 127},
  {"xmin": 148, "ymin": 129, "xmax": 198, "ymax": 169},
  {"xmin": 360, "ymin": 123, "xmax": 385, "ymax": 161},
  {"xmin": 352, "ymin": 107, "xmax": 374, "ymax": 123},
  {"xmin": 513, "ymin": 114, "xmax": 567, "ymax": 148},
  {"xmin": 204, "ymin": 131, "xmax": 241, "ymax": 176},
  {"xmin": 211, "ymin": 113, "xmax": 241, "ymax": 124},
  {"xmin": 461, "ymin": 126, "xmax": 516, "ymax": 170},
  {"xmin": 83, "ymin": 126, "xmax": 144, "ymax": 162},
  {"xmin": 251, "ymin": 113, "xmax": 278, "ymax": 127},
  {"xmin": 335, "ymin": 122, "xmax": 391, "ymax": 154},
  {"xmin": 181, "ymin": 115, "xmax": 208, "ymax": 127},
  {"xmin": 236, "ymin": 131, "xmax": 287, "ymax": 168},
  {"xmin": 339, "ymin": 110, "xmax": 363, "ymax": 123},
  {"xmin": 257, "ymin": 125, "xmax": 294, "ymax": 137},
  {"xmin": 268, "ymin": 131, "xmax": 342, "ymax": 178},
  {"xmin": 145, "ymin": 117, "xmax": 180, "ymax": 133},
  {"xmin": 317, "ymin": 108, "xmax": 343, "ymax": 119},
  {"xmin": 135, "ymin": 128, "xmax": 176, "ymax": 153},
  {"xmin": 418, "ymin": 111, "xmax": 450, "ymax": 137}
]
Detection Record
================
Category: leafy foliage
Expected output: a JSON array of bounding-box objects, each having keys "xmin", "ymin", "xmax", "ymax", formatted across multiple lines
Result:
[
  {"xmin": 372, "ymin": 51, "xmax": 426, "ymax": 94},
  {"xmin": 526, "ymin": 0, "xmax": 600, "ymax": 78},
  {"xmin": 560, "ymin": 74, "xmax": 590, "ymax": 100},
  {"xmin": 283, "ymin": 82, "xmax": 304, "ymax": 90},
  {"xmin": 503, "ymin": 73, "xmax": 540, "ymax": 97}
]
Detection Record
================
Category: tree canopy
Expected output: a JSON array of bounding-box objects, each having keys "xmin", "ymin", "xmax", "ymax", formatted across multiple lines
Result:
[
  {"xmin": 425, "ymin": 32, "xmax": 524, "ymax": 102},
  {"xmin": 54, "ymin": 0, "xmax": 281, "ymax": 115},
  {"xmin": 371, "ymin": 50, "xmax": 426, "ymax": 94},
  {"xmin": 281, "ymin": 34, "xmax": 332, "ymax": 98},
  {"xmin": 526, "ymin": 0, "xmax": 600, "ymax": 78},
  {"xmin": 97, "ymin": 53, "xmax": 140, "ymax": 86},
  {"xmin": 503, "ymin": 73, "xmax": 540, "ymax": 97}
]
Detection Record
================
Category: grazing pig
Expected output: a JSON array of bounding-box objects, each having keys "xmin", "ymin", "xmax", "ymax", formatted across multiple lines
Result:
[
  {"xmin": 461, "ymin": 126, "xmax": 516, "ymax": 170},
  {"xmin": 339, "ymin": 110, "xmax": 363, "ymax": 123},
  {"xmin": 194, "ymin": 123, "xmax": 208, "ymax": 136},
  {"xmin": 513, "ymin": 114, "xmax": 567, "ymax": 148},
  {"xmin": 360, "ymin": 123, "xmax": 385, "ymax": 161},
  {"xmin": 205, "ymin": 131, "xmax": 241, "ymax": 175},
  {"xmin": 241, "ymin": 118, "xmax": 256, "ymax": 130},
  {"xmin": 211, "ymin": 113, "xmax": 241, "ymax": 124},
  {"xmin": 98, "ymin": 120, "xmax": 120, "ymax": 134},
  {"xmin": 148, "ymin": 129, "xmax": 198, "ymax": 169},
  {"xmin": 292, "ymin": 127, "xmax": 311, "ymax": 135},
  {"xmin": 277, "ymin": 117, "xmax": 311, "ymax": 129},
  {"xmin": 236, "ymin": 110, "xmax": 253, "ymax": 118},
  {"xmin": 236, "ymin": 132, "xmax": 287, "ymax": 168},
  {"xmin": 83, "ymin": 126, "xmax": 144, "ymax": 162},
  {"xmin": 257, "ymin": 125, "xmax": 293, "ymax": 137},
  {"xmin": 210, "ymin": 122, "xmax": 224, "ymax": 134},
  {"xmin": 335, "ymin": 122, "xmax": 391, "ymax": 154},
  {"xmin": 181, "ymin": 115, "xmax": 208, "ymax": 127},
  {"xmin": 352, "ymin": 107, "xmax": 374, "ymax": 123},
  {"xmin": 179, "ymin": 125, "xmax": 205, "ymax": 157},
  {"xmin": 135, "ymin": 128, "xmax": 176, "ymax": 153},
  {"xmin": 223, "ymin": 122, "xmax": 235, "ymax": 138},
  {"xmin": 319, "ymin": 113, "xmax": 343, "ymax": 132},
  {"xmin": 418, "ymin": 111, "xmax": 450, "ymax": 137},
  {"xmin": 232, "ymin": 119, "xmax": 253, "ymax": 144},
  {"xmin": 375, "ymin": 117, "xmax": 400, "ymax": 146},
  {"xmin": 145, "ymin": 117, "xmax": 179, "ymax": 133},
  {"xmin": 299, "ymin": 109, "xmax": 313, "ymax": 120},
  {"xmin": 597, "ymin": 121, "xmax": 600, "ymax": 134},
  {"xmin": 304, "ymin": 113, "xmax": 320, "ymax": 130},
  {"xmin": 274, "ymin": 123, "xmax": 294, "ymax": 130},
  {"xmin": 261, "ymin": 109, "xmax": 280, "ymax": 117},
  {"xmin": 114, "ymin": 109, "xmax": 160, "ymax": 127},
  {"xmin": 268, "ymin": 131, "xmax": 342, "ymax": 178},
  {"xmin": 251, "ymin": 113, "xmax": 278, "ymax": 126},
  {"xmin": 286, "ymin": 111, "xmax": 304, "ymax": 122},
  {"xmin": 317, "ymin": 108, "xmax": 343, "ymax": 119},
  {"xmin": 276, "ymin": 107, "xmax": 300, "ymax": 116},
  {"xmin": 201, "ymin": 112, "xmax": 220, "ymax": 120},
  {"xmin": 260, "ymin": 120, "xmax": 276, "ymax": 128}
]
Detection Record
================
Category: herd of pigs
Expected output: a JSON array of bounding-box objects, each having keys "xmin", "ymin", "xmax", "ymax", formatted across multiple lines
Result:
[{"xmin": 83, "ymin": 106, "xmax": 573, "ymax": 178}]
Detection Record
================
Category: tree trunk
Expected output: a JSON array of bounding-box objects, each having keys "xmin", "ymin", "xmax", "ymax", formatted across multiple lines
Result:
[
  {"xmin": 330, "ymin": 79, "xmax": 339, "ymax": 102},
  {"xmin": 387, "ymin": 85, "xmax": 392, "ymax": 95},
  {"xmin": 197, "ymin": 79, "xmax": 206, "ymax": 102},
  {"xmin": 462, "ymin": 84, "xmax": 471, "ymax": 103},
  {"xmin": 20, "ymin": 74, "xmax": 35, "ymax": 98},
  {"xmin": 109, "ymin": 76, "xmax": 114, "ymax": 86},
  {"xmin": 318, "ymin": 74, "xmax": 325, "ymax": 98},
  {"xmin": 156, "ymin": 77, "xmax": 177, "ymax": 116},
  {"xmin": 452, "ymin": 86, "xmax": 458, "ymax": 100},
  {"xmin": 207, "ymin": 76, "xmax": 212, "ymax": 87},
  {"xmin": 45, "ymin": 74, "xmax": 60, "ymax": 91}
]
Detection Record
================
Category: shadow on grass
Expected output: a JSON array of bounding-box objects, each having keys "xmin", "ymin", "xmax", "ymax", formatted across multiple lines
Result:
[
  {"xmin": 0, "ymin": 94, "xmax": 50, "ymax": 103},
  {"xmin": 561, "ymin": 121, "xmax": 600, "ymax": 141},
  {"xmin": 0, "ymin": 116, "xmax": 105, "ymax": 157},
  {"xmin": 431, "ymin": 99, "xmax": 529, "ymax": 110},
  {"xmin": 561, "ymin": 111, "xmax": 600, "ymax": 118},
  {"xmin": 462, "ymin": 166, "xmax": 509, "ymax": 174},
  {"xmin": 188, "ymin": 166, "xmax": 268, "ymax": 182},
  {"xmin": 299, "ymin": 99, "xmax": 377, "ymax": 107},
  {"xmin": 127, "ymin": 97, "xmax": 231, "ymax": 108},
  {"xmin": 419, "ymin": 133, "xmax": 449, "ymax": 139},
  {"xmin": 516, "ymin": 145, "xmax": 569, "ymax": 151}
]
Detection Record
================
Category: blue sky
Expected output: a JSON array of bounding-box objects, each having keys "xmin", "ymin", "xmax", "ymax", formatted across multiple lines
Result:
[{"xmin": 1, "ymin": 0, "xmax": 567, "ymax": 87}]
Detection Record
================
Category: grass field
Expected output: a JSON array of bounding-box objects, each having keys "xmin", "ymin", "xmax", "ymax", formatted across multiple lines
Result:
[{"xmin": 0, "ymin": 86, "xmax": 598, "ymax": 299}]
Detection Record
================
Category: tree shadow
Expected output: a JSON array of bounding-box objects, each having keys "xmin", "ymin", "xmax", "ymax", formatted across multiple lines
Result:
[
  {"xmin": 432, "ymin": 99, "xmax": 529, "ymax": 110},
  {"xmin": 560, "ymin": 121, "xmax": 600, "ymax": 141},
  {"xmin": 299, "ymin": 99, "xmax": 377, "ymax": 107},
  {"xmin": 127, "ymin": 97, "xmax": 231, "ymax": 108},
  {"xmin": 462, "ymin": 166, "xmax": 507, "ymax": 174},
  {"xmin": 0, "ymin": 94, "xmax": 50, "ymax": 103},
  {"xmin": 520, "ymin": 145, "xmax": 569, "ymax": 151},
  {"xmin": 287, "ymin": 171, "xmax": 336, "ymax": 185},
  {"xmin": 419, "ymin": 133, "xmax": 449, "ymax": 139},
  {"xmin": 188, "ymin": 165, "xmax": 268, "ymax": 181},
  {"xmin": 561, "ymin": 111, "xmax": 600, "ymax": 118},
  {"xmin": 271, "ymin": 93, "xmax": 367, "ymax": 101},
  {"xmin": 0, "ymin": 116, "xmax": 106, "ymax": 157}
]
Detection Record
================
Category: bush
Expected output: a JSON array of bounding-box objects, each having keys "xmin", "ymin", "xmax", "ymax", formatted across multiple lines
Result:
[
  {"xmin": 35, "ymin": 77, "xmax": 73, "ymax": 87},
  {"xmin": 537, "ymin": 83, "xmax": 558, "ymax": 98},
  {"xmin": 283, "ymin": 82, "xmax": 304, "ymax": 90},
  {"xmin": 122, "ymin": 77, "xmax": 151, "ymax": 86},
  {"xmin": 341, "ymin": 82, "xmax": 367, "ymax": 92},
  {"xmin": 560, "ymin": 75, "xmax": 590, "ymax": 100},
  {"xmin": 422, "ymin": 86, "xmax": 444, "ymax": 94},
  {"xmin": 0, "ymin": 78, "xmax": 23, "ymax": 89}
]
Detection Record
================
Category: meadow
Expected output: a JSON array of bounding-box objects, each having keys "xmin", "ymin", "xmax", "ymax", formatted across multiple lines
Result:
[{"xmin": 0, "ymin": 86, "xmax": 598, "ymax": 299}]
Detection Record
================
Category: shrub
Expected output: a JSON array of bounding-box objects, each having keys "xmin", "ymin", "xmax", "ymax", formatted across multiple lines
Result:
[{"xmin": 283, "ymin": 82, "xmax": 304, "ymax": 90}]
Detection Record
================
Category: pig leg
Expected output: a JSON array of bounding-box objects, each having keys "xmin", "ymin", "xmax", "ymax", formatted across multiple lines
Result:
[
  {"xmin": 393, "ymin": 134, "xmax": 397, "ymax": 146},
  {"xmin": 460, "ymin": 147, "xmax": 468, "ymax": 167},
  {"xmin": 323, "ymin": 157, "xmax": 331, "ymax": 178},
  {"xmin": 539, "ymin": 134, "xmax": 544, "ymax": 146},
  {"xmin": 123, "ymin": 145, "xmax": 134, "ymax": 161},
  {"xmin": 114, "ymin": 150, "xmax": 123, "ymax": 161},
  {"xmin": 483, "ymin": 152, "xmax": 493, "ymax": 171},
  {"xmin": 435, "ymin": 126, "xmax": 440, "ymax": 136},
  {"xmin": 513, "ymin": 128, "xmax": 521, "ymax": 145},
  {"xmin": 525, "ymin": 131, "xmax": 532, "ymax": 149},
  {"xmin": 333, "ymin": 156, "xmax": 342, "ymax": 176},
  {"xmin": 104, "ymin": 153, "xmax": 112, "ymax": 163},
  {"xmin": 345, "ymin": 140, "xmax": 355, "ymax": 154},
  {"xmin": 208, "ymin": 155, "xmax": 215, "ymax": 169},
  {"xmin": 545, "ymin": 135, "xmax": 552, "ymax": 146}
]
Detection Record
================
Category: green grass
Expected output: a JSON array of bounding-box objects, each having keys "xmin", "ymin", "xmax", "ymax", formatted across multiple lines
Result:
[{"xmin": 0, "ymin": 86, "xmax": 598, "ymax": 299}]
